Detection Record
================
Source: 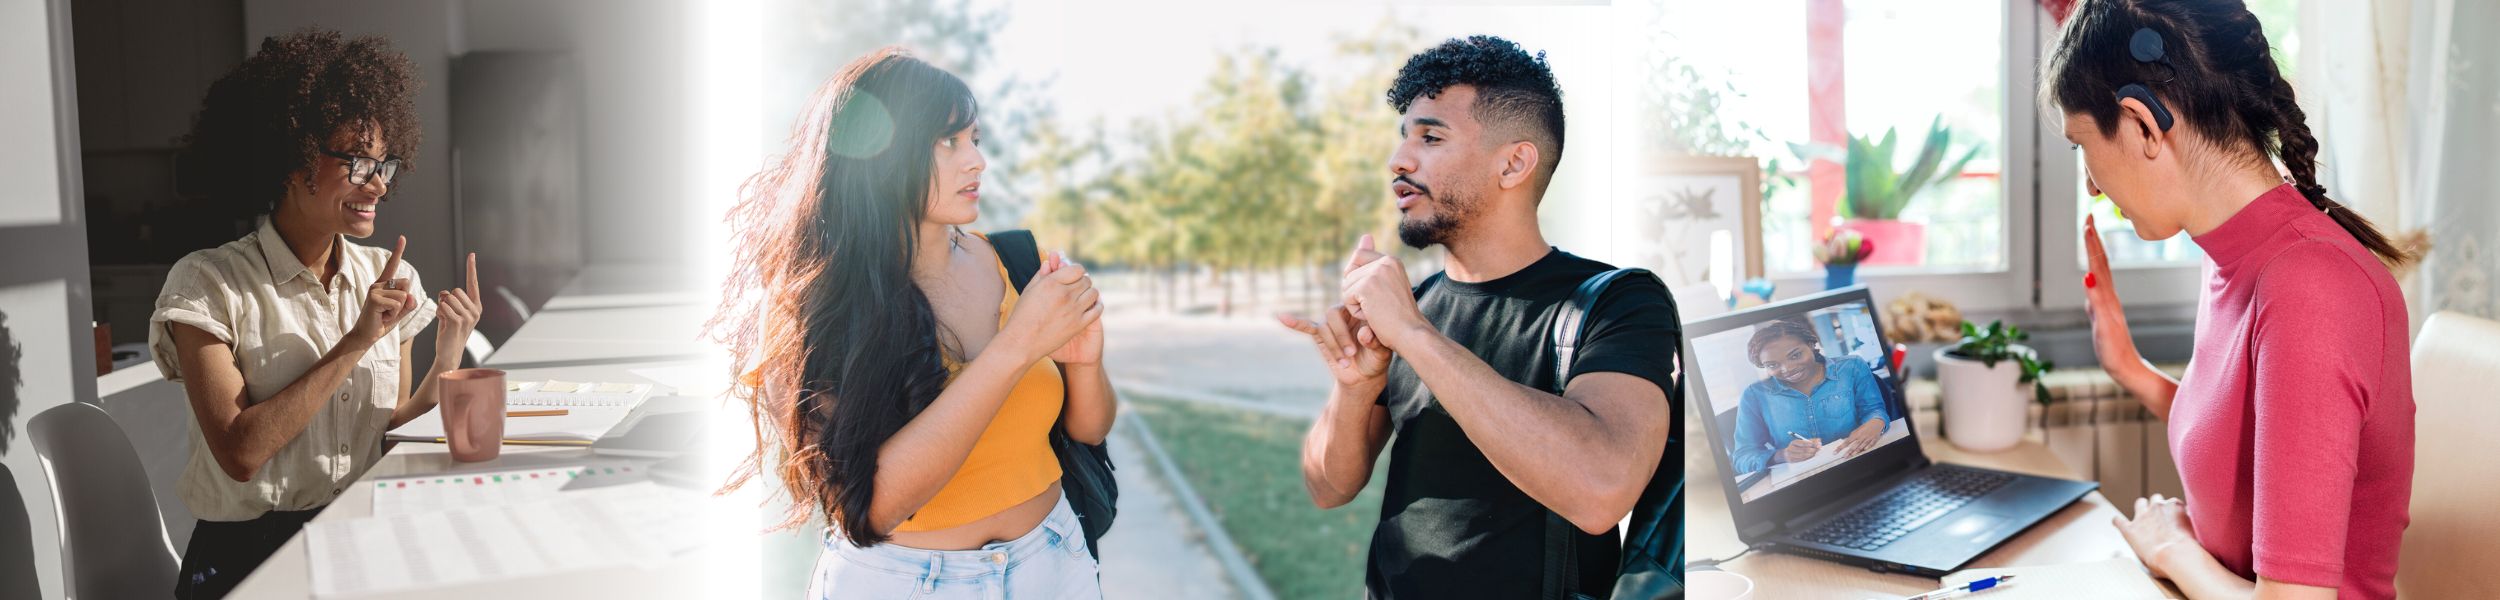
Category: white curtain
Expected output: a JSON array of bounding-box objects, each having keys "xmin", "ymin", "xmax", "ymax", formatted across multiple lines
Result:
[
  {"xmin": 2306, "ymin": 0, "xmax": 2500, "ymax": 327},
  {"xmin": 2402, "ymin": 0, "xmax": 2500, "ymax": 322}
]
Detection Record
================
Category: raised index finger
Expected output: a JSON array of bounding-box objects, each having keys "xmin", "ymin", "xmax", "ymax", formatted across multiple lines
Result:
[
  {"xmin": 378, "ymin": 236, "xmax": 407, "ymax": 282},
  {"xmin": 1274, "ymin": 313, "xmax": 1323, "ymax": 337},
  {"xmin": 465, "ymin": 252, "xmax": 480, "ymax": 297}
]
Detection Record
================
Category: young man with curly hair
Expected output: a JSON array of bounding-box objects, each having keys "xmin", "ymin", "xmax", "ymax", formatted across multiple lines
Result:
[
  {"xmin": 150, "ymin": 29, "xmax": 485, "ymax": 599},
  {"xmin": 1280, "ymin": 36, "xmax": 1682, "ymax": 598}
]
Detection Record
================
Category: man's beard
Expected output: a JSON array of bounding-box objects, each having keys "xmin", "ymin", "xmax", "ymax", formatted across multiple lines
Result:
[{"xmin": 1396, "ymin": 183, "xmax": 1478, "ymax": 249}]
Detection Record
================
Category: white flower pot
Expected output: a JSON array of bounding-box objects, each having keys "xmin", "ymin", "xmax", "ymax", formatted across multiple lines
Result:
[{"xmin": 1934, "ymin": 345, "xmax": 2034, "ymax": 453}]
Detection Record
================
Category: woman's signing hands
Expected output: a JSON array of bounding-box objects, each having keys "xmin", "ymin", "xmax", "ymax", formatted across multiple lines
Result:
[
  {"xmin": 1006, "ymin": 251, "xmax": 1103, "ymax": 365},
  {"xmin": 2083, "ymin": 215, "xmax": 2140, "ymax": 378},
  {"xmin": 433, "ymin": 252, "xmax": 483, "ymax": 368},
  {"xmin": 349, "ymin": 236, "xmax": 413, "ymax": 349},
  {"xmin": 1037, "ymin": 253, "xmax": 1104, "ymax": 365},
  {"xmin": 1783, "ymin": 437, "xmax": 1822, "ymax": 463},
  {"xmin": 2114, "ymin": 493, "xmax": 2201, "ymax": 580}
]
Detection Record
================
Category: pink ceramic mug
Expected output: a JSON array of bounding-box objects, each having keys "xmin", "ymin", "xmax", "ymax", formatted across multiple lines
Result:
[{"xmin": 438, "ymin": 368, "xmax": 507, "ymax": 462}]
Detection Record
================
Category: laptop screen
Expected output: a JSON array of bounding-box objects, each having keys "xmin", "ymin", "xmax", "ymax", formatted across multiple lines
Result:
[{"xmin": 1690, "ymin": 291, "xmax": 1912, "ymax": 504}]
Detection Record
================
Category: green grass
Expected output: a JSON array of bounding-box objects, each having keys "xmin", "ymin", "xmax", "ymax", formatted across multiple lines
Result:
[{"xmin": 1129, "ymin": 395, "xmax": 1388, "ymax": 600}]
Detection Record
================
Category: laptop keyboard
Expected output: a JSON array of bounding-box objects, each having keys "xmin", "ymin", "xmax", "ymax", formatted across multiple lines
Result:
[{"xmin": 1797, "ymin": 466, "xmax": 2015, "ymax": 552}]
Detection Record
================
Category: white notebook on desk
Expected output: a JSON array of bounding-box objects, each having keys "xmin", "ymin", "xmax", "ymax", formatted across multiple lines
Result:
[
  {"xmin": 307, "ymin": 484, "xmax": 701, "ymax": 597},
  {"xmin": 1933, "ymin": 557, "xmax": 2169, "ymax": 599},
  {"xmin": 368, "ymin": 465, "xmax": 654, "ymax": 516},
  {"xmin": 387, "ymin": 381, "xmax": 653, "ymax": 443}
]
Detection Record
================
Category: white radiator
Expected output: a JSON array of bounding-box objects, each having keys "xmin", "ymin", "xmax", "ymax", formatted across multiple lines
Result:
[{"xmin": 1905, "ymin": 369, "xmax": 2186, "ymax": 505}]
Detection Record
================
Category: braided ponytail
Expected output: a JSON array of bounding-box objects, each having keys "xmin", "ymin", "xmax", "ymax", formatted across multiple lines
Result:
[
  {"xmin": 2240, "ymin": 45, "xmax": 2416, "ymax": 267},
  {"xmin": 2218, "ymin": 7, "xmax": 2416, "ymax": 267},
  {"xmin": 2048, "ymin": 0, "xmax": 2416, "ymax": 268}
]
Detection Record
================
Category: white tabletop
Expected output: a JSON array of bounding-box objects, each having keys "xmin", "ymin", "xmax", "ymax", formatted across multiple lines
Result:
[
  {"xmin": 481, "ymin": 304, "xmax": 713, "ymax": 368},
  {"xmin": 227, "ymin": 274, "xmax": 757, "ymax": 598},
  {"xmin": 224, "ymin": 360, "xmax": 758, "ymax": 599},
  {"xmin": 475, "ymin": 263, "xmax": 711, "ymax": 369}
]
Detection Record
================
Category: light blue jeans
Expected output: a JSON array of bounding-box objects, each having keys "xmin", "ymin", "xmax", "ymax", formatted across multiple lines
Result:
[{"xmin": 811, "ymin": 496, "xmax": 1102, "ymax": 599}]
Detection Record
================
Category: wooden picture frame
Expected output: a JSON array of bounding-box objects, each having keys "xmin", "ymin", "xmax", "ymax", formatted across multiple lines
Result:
[{"xmin": 1617, "ymin": 155, "xmax": 1764, "ymax": 288}]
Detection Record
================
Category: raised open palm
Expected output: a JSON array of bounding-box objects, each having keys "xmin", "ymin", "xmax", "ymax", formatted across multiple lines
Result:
[{"xmin": 2083, "ymin": 214, "xmax": 2140, "ymax": 374}]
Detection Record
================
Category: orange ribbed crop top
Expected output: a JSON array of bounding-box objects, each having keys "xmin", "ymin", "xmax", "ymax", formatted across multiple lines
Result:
[{"xmin": 892, "ymin": 242, "xmax": 1065, "ymax": 532}]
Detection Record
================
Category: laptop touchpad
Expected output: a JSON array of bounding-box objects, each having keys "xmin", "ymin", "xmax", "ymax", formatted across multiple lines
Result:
[{"xmin": 1939, "ymin": 513, "xmax": 2012, "ymax": 543}]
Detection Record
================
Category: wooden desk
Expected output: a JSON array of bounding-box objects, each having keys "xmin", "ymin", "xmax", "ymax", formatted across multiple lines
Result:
[{"xmin": 1687, "ymin": 435, "xmax": 2180, "ymax": 599}]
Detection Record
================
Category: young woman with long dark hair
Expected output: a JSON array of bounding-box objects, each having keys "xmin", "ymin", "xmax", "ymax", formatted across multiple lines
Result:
[
  {"xmin": 2048, "ymin": 1, "xmax": 2417, "ymax": 597},
  {"xmin": 712, "ymin": 48, "xmax": 1114, "ymax": 599}
]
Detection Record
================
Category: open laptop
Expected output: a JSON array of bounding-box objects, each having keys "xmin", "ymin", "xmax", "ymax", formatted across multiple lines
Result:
[{"xmin": 1685, "ymin": 286, "xmax": 2096, "ymax": 576}]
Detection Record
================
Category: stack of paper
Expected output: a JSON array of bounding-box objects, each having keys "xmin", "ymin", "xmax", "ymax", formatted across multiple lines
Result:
[
  {"xmin": 368, "ymin": 465, "xmax": 650, "ymax": 516},
  {"xmin": 388, "ymin": 381, "xmax": 652, "ymax": 443},
  {"xmin": 306, "ymin": 485, "xmax": 701, "ymax": 597}
]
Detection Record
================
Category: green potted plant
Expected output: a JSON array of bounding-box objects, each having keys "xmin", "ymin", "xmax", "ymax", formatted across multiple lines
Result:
[
  {"xmin": 1792, "ymin": 116, "xmax": 1980, "ymax": 266},
  {"xmin": 1934, "ymin": 320, "xmax": 2050, "ymax": 452}
]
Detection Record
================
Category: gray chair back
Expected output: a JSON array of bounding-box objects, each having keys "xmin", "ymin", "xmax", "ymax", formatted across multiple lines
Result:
[{"xmin": 30, "ymin": 402, "xmax": 179, "ymax": 600}]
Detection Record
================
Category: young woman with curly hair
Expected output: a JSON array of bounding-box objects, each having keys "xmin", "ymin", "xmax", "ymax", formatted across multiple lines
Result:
[
  {"xmin": 148, "ymin": 29, "xmax": 485, "ymax": 599},
  {"xmin": 711, "ymin": 48, "xmax": 1113, "ymax": 598}
]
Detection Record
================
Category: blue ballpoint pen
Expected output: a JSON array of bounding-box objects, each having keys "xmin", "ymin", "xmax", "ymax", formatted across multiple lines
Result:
[{"xmin": 1902, "ymin": 574, "xmax": 2016, "ymax": 600}]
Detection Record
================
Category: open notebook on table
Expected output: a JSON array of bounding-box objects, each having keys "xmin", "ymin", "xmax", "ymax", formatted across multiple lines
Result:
[
  {"xmin": 368, "ymin": 465, "xmax": 654, "ymax": 516},
  {"xmin": 387, "ymin": 381, "xmax": 654, "ymax": 444},
  {"xmin": 1739, "ymin": 419, "xmax": 1912, "ymax": 501},
  {"xmin": 309, "ymin": 479, "xmax": 705, "ymax": 597},
  {"xmin": 1918, "ymin": 557, "xmax": 2169, "ymax": 599}
]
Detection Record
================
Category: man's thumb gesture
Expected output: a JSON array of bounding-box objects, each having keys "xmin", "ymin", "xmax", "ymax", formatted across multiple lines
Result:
[{"xmin": 1346, "ymin": 233, "xmax": 1385, "ymax": 276}]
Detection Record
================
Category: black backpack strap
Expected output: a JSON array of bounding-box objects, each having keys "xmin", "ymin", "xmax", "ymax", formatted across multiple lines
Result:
[
  {"xmin": 990, "ymin": 229, "xmax": 1041, "ymax": 292},
  {"xmin": 1530, "ymin": 268, "xmax": 1670, "ymax": 600},
  {"xmin": 1550, "ymin": 268, "xmax": 1647, "ymax": 388},
  {"xmin": 1559, "ymin": 268, "xmax": 1685, "ymax": 600},
  {"xmin": 1539, "ymin": 268, "xmax": 1652, "ymax": 600},
  {"xmin": 986, "ymin": 229, "xmax": 1120, "ymax": 561},
  {"xmin": 1542, "ymin": 511, "xmax": 1578, "ymax": 600}
]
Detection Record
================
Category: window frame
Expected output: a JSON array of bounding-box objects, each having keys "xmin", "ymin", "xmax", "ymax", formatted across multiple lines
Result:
[
  {"xmin": 1759, "ymin": 0, "xmax": 2206, "ymax": 318},
  {"xmin": 2030, "ymin": 0, "xmax": 2207, "ymax": 312}
]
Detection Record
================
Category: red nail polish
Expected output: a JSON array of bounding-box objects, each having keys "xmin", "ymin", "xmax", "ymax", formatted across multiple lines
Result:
[{"xmin": 2084, "ymin": 273, "xmax": 2097, "ymax": 289}]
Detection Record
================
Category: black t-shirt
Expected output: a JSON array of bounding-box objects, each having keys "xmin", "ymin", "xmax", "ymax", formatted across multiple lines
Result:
[{"xmin": 1364, "ymin": 248, "xmax": 1682, "ymax": 599}]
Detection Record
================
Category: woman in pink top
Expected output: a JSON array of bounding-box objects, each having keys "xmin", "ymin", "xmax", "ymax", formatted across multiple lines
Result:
[{"xmin": 2046, "ymin": 1, "xmax": 2419, "ymax": 599}]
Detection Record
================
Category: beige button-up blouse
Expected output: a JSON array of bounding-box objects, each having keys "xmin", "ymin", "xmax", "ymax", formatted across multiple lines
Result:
[{"xmin": 148, "ymin": 218, "xmax": 436, "ymax": 521}]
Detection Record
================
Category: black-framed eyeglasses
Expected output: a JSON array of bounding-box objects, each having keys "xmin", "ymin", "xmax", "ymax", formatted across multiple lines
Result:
[{"xmin": 320, "ymin": 148, "xmax": 402, "ymax": 186}]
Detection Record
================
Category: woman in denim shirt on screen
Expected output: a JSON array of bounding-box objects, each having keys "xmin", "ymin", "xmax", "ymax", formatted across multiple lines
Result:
[{"xmin": 1730, "ymin": 319, "xmax": 1890, "ymax": 474}]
